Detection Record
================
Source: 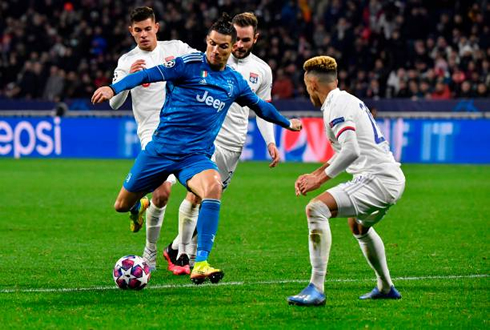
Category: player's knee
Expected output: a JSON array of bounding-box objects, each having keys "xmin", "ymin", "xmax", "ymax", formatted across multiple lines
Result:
[
  {"xmin": 186, "ymin": 192, "xmax": 201, "ymax": 206},
  {"xmin": 348, "ymin": 218, "xmax": 370, "ymax": 236},
  {"xmin": 152, "ymin": 183, "xmax": 172, "ymax": 208},
  {"xmin": 204, "ymin": 180, "xmax": 222, "ymax": 199},
  {"xmin": 306, "ymin": 200, "xmax": 332, "ymax": 221},
  {"xmin": 114, "ymin": 199, "xmax": 130, "ymax": 213}
]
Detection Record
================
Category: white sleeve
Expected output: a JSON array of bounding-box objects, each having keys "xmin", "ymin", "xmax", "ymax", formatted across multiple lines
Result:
[
  {"xmin": 179, "ymin": 40, "xmax": 199, "ymax": 55},
  {"xmin": 256, "ymin": 65, "xmax": 275, "ymax": 145},
  {"xmin": 324, "ymin": 129, "xmax": 360, "ymax": 178},
  {"xmin": 256, "ymin": 117, "xmax": 275, "ymax": 145},
  {"xmin": 109, "ymin": 57, "xmax": 130, "ymax": 110}
]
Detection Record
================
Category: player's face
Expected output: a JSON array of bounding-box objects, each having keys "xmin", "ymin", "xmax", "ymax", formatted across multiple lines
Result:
[
  {"xmin": 206, "ymin": 31, "xmax": 233, "ymax": 70},
  {"xmin": 129, "ymin": 18, "xmax": 159, "ymax": 51},
  {"xmin": 232, "ymin": 25, "xmax": 257, "ymax": 59},
  {"xmin": 304, "ymin": 73, "xmax": 322, "ymax": 107}
]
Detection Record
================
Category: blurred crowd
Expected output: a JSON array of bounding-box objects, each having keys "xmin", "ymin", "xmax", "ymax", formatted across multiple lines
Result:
[{"xmin": 0, "ymin": 0, "xmax": 489, "ymax": 102}]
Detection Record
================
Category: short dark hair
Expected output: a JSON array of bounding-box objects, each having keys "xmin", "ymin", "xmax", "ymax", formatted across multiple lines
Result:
[
  {"xmin": 208, "ymin": 13, "xmax": 237, "ymax": 43},
  {"xmin": 232, "ymin": 12, "xmax": 258, "ymax": 34},
  {"xmin": 130, "ymin": 6, "xmax": 155, "ymax": 24}
]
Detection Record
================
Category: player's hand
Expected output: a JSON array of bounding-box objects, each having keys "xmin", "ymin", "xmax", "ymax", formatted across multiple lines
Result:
[
  {"xmin": 295, "ymin": 174, "xmax": 308, "ymax": 196},
  {"xmin": 130, "ymin": 59, "xmax": 146, "ymax": 73},
  {"xmin": 91, "ymin": 86, "xmax": 115, "ymax": 104},
  {"xmin": 288, "ymin": 119, "xmax": 302, "ymax": 131},
  {"xmin": 295, "ymin": 173, "xmax": 324, "ymax": 196},
  {"xmin": 267, "ymin": 143, "xmax": 280, "ymax": 168}
]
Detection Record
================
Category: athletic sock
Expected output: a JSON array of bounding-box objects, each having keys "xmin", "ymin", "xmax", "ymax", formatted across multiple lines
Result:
[
  {"xmin": 177, "ymin": 199, "xmax": 199, "ymax": 258},
  {"xmin": 195, "ymin": 199, "xmax": 221, "ymax": 262},
  {"xmin": 307, "ymin": 201, "xmax": 332, "ymax": 293},
  {"xmin": 355, "ymin": 227, "xmax": 394, "ymax": 293},
  {"xmin": 145, "ymin": 203, "xmax": 166, "ymax": 251}
]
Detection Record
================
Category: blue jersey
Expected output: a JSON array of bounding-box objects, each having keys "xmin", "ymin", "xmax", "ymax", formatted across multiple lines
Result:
[{"xmin": 111, "ymin": 52, "xmax": 290, "ymax": 159}]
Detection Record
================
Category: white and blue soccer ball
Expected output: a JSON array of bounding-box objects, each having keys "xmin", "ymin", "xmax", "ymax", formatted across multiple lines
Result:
[{"xmin": 113, "ymin": 255, "xmax": 151, "ymax": 290}]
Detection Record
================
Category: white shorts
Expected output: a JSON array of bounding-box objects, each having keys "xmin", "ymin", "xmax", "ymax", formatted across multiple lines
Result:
[
  {"xmin": 212, "ymin": 146, "xmax": 241, "ymax": 190},
  {"xmin": 327, "ymin": 173, "xmax": 405, "ymax": 227}
]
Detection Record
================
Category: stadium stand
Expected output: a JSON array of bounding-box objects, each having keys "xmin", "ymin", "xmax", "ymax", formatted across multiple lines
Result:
[{"xmin": 0, "ymin": 0, "xmax": 488, "ymax": 104}]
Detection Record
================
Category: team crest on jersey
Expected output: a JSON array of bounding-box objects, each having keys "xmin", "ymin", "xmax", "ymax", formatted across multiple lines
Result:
[
  {"xmin": 249, "ymin": 72, "xmax": 259, "ymax": 84},
  {"xmin": 201, "ymin": 70, "xmax": 208, "ymax": 78},
  {"xmin": 329, "ymin": 117, "xmax": 345, "ymax": 128},
  {"xmin": 165, "ymin": 56, "xmax": 175, "ymax": 61},
  {"xmin": 163, "ymin": 59, "xmax": 176, "ymax": 68}
]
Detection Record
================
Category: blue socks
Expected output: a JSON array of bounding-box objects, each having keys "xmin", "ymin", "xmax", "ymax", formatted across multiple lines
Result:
[{"xmin": 195, "ymin": 199, "xmax": 221, "ymax": 262}]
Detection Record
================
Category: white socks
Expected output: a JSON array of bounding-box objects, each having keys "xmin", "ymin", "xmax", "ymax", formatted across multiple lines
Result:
[
  {"xmin": 306, "ymin": 201, "xmax": 332, "ymax": 293},
  {"xmin": 145, "ymin": 203, "xmax": 166, "ymax": 251},
  {"xmin": 171, "ymin": 199, "xmax": 199, "ymax": 258},
  {"xmin": 354, "ymin": 227, "xmax": 393, "ymax": 293}
]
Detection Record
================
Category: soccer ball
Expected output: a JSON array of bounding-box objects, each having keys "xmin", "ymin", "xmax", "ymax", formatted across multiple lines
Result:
[{"xmin": 113, "ymin": 255, "xmax": 151, "ymax": 290}]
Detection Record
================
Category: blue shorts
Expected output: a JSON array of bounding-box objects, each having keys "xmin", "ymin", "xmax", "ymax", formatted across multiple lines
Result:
[{"xmin": 123, "ymin": 142, "xmax": 218, "ymax": 193}]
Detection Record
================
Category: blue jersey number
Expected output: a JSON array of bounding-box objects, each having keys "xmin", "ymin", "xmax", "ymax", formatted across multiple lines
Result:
[{"xmin": 359, "ymin": 103, "xmax": 385, "ymax": 144}]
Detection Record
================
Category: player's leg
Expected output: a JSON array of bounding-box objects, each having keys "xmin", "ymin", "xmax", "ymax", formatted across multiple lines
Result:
[
  {"xmin": 185, "ymin": 169, "xmax": 224, "ymax": 284},
  {"xmin": 287, "ymin": 192, "xmax": 337, "ymax": 306},
  {"xmin": 175, "ymin": 155, "xmax": 224, "ymax": 284},
  {"xmin": 142, "ymin": 177, "xmax": 174, "ymax": 271},
  {"xmin": 349, "ymin": 218, "xmax": 401, "ymax": 299},
  {"xmin": 118, "ymin": 145, "xmax": 172, "ymax": 233},
  {"xmin": 173, "ymin": 146, "xmax": 239, "ymax": 269},
  {"xmin": 345, "ymin": 174, "xmax": 404, "ymax": 299},
  {"xmin": 166, "ymin": 191, "xmax": 200, "ymax": 275}
]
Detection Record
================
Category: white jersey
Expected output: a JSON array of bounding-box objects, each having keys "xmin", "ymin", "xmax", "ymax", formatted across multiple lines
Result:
[
  {"xmin": 322, "ymin": 88, "xmax": 403, "ymax": 180},
  {"xmin": 214, "ymin": 53, "xmax": 275, "ymax": 152},
  {"xmin": 110, "ymin": 40, "xmax": 196, "ymax": 148}
]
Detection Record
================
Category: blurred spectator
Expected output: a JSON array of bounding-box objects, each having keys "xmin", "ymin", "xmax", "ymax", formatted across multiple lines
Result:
[
  {"xmin": 432, "ymin": 80, "xmax": 451, "ymax": 100},
  {"xmin": 43, "ymin": 66, "xmax": 66, "ymax": 101},
  {"xmin": 272, "ymin": 69, "xmax": 294, "ymax": 99}
]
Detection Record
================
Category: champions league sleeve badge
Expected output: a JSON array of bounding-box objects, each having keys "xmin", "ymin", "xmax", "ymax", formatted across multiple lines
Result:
[{"xmin": 163, "ymin": 59, "xmax": 176, "ymax": 68}]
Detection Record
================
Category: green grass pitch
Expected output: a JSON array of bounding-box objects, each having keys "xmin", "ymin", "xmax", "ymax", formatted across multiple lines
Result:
[{"xmin": 0, "ymin": 159, "xmax": 488, "ymax": 328}]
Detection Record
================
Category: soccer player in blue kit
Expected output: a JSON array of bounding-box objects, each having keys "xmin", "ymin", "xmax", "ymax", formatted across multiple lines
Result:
[{"xmin": 92, "ymin": 14, "xmax": 302, "ymax": 284}]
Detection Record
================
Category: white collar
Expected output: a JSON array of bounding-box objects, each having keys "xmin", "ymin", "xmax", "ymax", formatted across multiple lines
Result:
[{"xmin": 321, "ymin": 88, "xmax": 340, "ymax": 112}]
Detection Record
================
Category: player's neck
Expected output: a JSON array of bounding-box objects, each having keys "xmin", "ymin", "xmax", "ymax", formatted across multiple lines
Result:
[
  {"xmin": 319, "ymin": 86, "xmax": 337, "ymax": 104},
  {"xmin": 138, "ymin": 42, "xmax": 157, "ymax": 52}
]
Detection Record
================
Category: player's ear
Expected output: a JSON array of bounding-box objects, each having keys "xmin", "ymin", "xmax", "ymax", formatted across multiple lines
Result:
[
  {"xmin": 128, "ymin": 25, "xmax": 133, "ymax": 35},
  {"xmin": 154, "ymin": 22, "xmax": 160, "ymax": 32},
  {"xmin": 254, "ymin": 32, "xmax": 259, "ymax": 44}
]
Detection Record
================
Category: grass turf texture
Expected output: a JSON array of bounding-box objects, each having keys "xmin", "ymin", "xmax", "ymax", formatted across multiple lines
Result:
[{"xmin": 0, "ymin": 159, "xmax": 488, "ymax": 328}]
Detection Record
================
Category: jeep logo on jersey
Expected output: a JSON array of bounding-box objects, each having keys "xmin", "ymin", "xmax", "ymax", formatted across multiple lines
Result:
[{"xmin": 196, "ymin": 91, "xmax": 226, "ymax": 111}]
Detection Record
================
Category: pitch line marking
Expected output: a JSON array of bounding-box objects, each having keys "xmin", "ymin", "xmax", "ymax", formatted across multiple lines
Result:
[{"xmin": 0, "ymin": 274, "xmax": 487, "ymax": 294}]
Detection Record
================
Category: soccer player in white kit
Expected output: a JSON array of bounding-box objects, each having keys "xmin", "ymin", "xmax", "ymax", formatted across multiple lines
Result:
[
  {"xmin": 287, "ymin": 56, "xmax": 405, "ymax": 306},
  {"xmin": 162, "ymin": 12, "xmax": 280, "ymax": 275},
  {"xmin": 109, "ymin": 7, "xmax": 196, "ymax": 269}
]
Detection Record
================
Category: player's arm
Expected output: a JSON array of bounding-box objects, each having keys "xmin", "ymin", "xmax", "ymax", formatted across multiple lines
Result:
[
  {"xmin": 295, "ymin": 123, "xmax": 360, "ymax": 196},
  {"xmin": 255, "ymin": 67, "xmax": 280, "ymax": 167},
  {"xmin": 109, "ymin": 57, "xmax": 130, "ymax": 110},
  {"xmin": 236, "ymin": 83, "xmax": 301, "ymax": 131},
  {"xmin": 92, "ymin": 58, "xmax": 184, "ymax": 104}
]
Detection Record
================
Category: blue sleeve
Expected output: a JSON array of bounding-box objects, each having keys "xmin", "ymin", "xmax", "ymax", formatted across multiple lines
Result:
[
  {"xmin": 110, "ymin": 57, "xmax": 185, "ymax": 94},
  {"xmin": 235, "ymin": 79, "xmax": 290, "ymax": 129}
]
